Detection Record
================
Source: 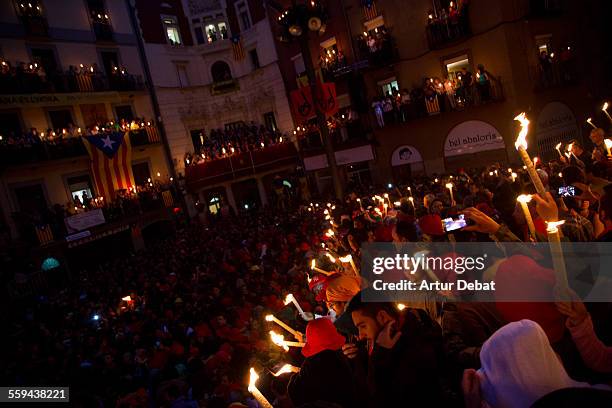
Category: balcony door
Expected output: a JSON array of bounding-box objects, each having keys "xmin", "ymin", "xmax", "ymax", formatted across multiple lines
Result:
[
  {"xmin": 31, "ymin": 48, "xmax": 58, "ymax": 74},
  {"xmin": 100, "ymin": 50, "xmax": 119, "ymax": 76}
]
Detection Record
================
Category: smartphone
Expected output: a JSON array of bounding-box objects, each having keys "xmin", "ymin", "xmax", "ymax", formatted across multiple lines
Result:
[
  {"xmin": 558, "ymin": 186, "xmax": 576, "ymax": 197},
  {"xmin": 442, "ymin": 214, "xmax": 467, "ymax": 232}
]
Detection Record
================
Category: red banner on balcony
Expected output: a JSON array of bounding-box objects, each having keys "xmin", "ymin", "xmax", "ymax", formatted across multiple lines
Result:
[
  {"xmin": 290, "ymin": 87, "xmax": 315, "ymax": 123},
  {"xmin": 291, "ymin": 82, "xmax": 338, "ymax": 123},
  {"xmin": 315, "ymin": 82, "xmax": 338, "ymax": 117}
]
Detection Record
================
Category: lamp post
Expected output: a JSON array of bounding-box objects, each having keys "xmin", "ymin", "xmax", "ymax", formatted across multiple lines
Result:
[{"xmin": 276, "ymin": 1, "xmax": 343, "ymax": 199}]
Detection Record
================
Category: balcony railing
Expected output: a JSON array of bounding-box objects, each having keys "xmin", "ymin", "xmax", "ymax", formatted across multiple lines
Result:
[
  {"xmin": 529, "ymin": 0, "xmax": 565, "ymax": 17},
  {"xmin": 425, "ymin": 12, "xmax": 471, "ymax": 49},
  {"xmin": 0, "ymin": 70, "xmax": 145, "ymax": 94},
  {"xmin": 529, "ymin": 57, "xmax": 578, "ymax": 91},
  {"xmin": 185, "ymin": 143, "xmax": 299, "ymax": 190},
  {"xmin": 211, "ymin": 79, "xmax": 239, "ymax": 95},
  {"xmin": 0, "ymin": 127, "xmax": 161, "ymax": 167},
  {"xmin": 298, "ymin": 120, "xmax": 371, "ymax": 154},
  {"xmin": 370, "ymin": 77, "xmax": 504, "ymax": 127}
]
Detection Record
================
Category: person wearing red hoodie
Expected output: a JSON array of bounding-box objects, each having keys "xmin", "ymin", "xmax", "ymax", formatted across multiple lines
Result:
[{"xmin": 287, "ymin": 317, "xmax": 360, "ymax": 407}]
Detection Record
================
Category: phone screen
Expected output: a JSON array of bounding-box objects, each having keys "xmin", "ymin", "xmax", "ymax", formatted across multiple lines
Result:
[
  {"xmin": 558, "ymin": 186, "xmax": 576, "ymax": 197},
  {"xmin": 443, "ymin": 214, "xmax": 467, "ymax": 232}
]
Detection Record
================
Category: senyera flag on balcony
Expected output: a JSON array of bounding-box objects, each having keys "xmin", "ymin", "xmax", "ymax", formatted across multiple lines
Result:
[
  {"xmin": 231, "ymin": 34, "xmax": 245, "ymax": 61},
  {"xmin": 82, "ymin": 132, "xmax": 135, "ymax": 201},
  {"xmin": 362, "ymin": 0, "xmax": 378, "ymax": 21}
]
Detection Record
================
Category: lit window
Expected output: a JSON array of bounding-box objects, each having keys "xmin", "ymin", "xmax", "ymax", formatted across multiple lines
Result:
[
  {"xmin": 162, "ymin": 16, "xmax": 182, "ymax": 45},
  {"xmin": 378, "ymin": 78, "xmax": 399, "ymax": 96},
  {"xmin": 444, "ymin": 54, "xmax": 471, "ymax": 80}
]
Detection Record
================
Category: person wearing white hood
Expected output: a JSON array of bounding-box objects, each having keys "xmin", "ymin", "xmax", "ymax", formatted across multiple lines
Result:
[{"xmin": 462, "ymin": 319, "xmax": 611, "ymax": 408}]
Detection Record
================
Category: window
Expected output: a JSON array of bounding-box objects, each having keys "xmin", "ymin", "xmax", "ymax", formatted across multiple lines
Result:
[
  {"xmin": 131, "ymin": 162, "xmax": 151, "ymax": 186},
  {"xmin": 114, "ymin": 105, "xmax": 134, "ymax": 122},
  {"xmin": 176, "ymin": 64, "xmax": 189, "ymax": 87},
  {"xmin": 535, "ymin": 34, "xmax": 553, "ymax": 57},
  {"xmin": 190, "ymin": 129, "xmax": 205, "ymax": 151},
  {"xmin": 292, "ymin": 53, "xmax": 305, "ymax": 76},
  {"xmin": 100, "ymin": 50, "xmax": 119, "ymax": 75},
  {"xmin": 194, "ymin": 26, "xmax": 205, "ymax": 44},
  {"xmin": 31, "ymin": 48, "xmax": 58, "ymax": 74},
  {"xmin": 236, "ymin": 2, "xmax": 251, "ymax": 31},
  {"xmin": 48, "ymin": 108, "xmax": 74, "ymax": 130},
  {"xmin": 249, "ymin": 49, "xmax": 260, "ymax": 69},
  {"xmin": 263, "ymin": 112, "xmax": 277, "ymax": 132},
  {"xmin": 67, "ymin": 174, "xmax": 94, "ymax": 204},
  {"xmin": 444, "ymin": 54, "xmax": 471, "ymax": 80},
  {"xmin": 205, "ymin": 24, "xmax": 218, "ymax": 42},
  {"xmin": 224, "ymin": 121, "xmax": 245, "ymax": 131},
  {"xmin": 378, "ymin": 77, "xmax": 399, "ymax": 96},
  {"xmin": 14, "ymin": 184, "xmax": 48, "ymax": 215},
  {"xmin": 0, "ymin": 111, "xmax": 22, "ymax": 137},
  {"xmin": 211, "ymin": 61, "xmax": 232, "ymax": 82},
  {"xmin": 162, "ymin": 16, "xmax": 182, "ymax": 45}
]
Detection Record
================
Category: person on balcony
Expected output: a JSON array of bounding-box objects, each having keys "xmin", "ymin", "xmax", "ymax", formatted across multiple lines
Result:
[
  {"xmin": 371, "ymin": 98, "xmax": 384, "ymax": 128},
  {"xmin": 476, "ymin": 64, "xmax": 491, "ymax": 102}
]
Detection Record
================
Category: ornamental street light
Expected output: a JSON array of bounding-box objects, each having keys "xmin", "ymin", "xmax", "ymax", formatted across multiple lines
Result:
[{"xmin": 273, "ymin": 0, "xmax": 343, "ymax": 199}]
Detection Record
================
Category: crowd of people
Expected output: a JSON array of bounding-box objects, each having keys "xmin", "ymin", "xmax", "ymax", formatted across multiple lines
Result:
[
  {"xmin": 4, "ymin": 122, "xmax": 612, "ymax": 407},
  {"xmin": 370, "ymin": 64, "xmax": 496, "ymax": 128},
  {"xmin": 0, "ymin": 59, "xmax": 142, "ymax": 94},
  {"xmin": 356, "ymin": 26, "xmax": 395, "ymax": 67},
  {"xmin": 184, "ymin": 122, "xmax": 289, "ymax": 167}
]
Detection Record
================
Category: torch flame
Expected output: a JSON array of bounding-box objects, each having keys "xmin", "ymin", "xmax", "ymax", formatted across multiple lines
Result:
[
  {"xmin": 310, "ymin": 259, "xmax": 316, "ymax": 270},
  {"xmin": 339, "ymin": 254, "xmax": 353, "ymax": 263},
  {"xmin": 603, "ymin": 102, "xmax": 609, "ymax": 111},
  {"xmin": 567, "ymin": 142, "xmax": 574, "ymax": 152},
  {"xmin": 555, "ymin": 142, "xmax": 562, "ymax": 150},
  {"xmin": 265, "ymin": 314, "xmax": 274, "ymax": 322},
  {"xmin": 445, "ymin": 183, "xmax": 453, "ymax": 189},
  {"xmin": 546, "ymin": 220, "xmax": 566, "ymax": 233},
  {"xmin": 408, "ymin": 197, "xmax": 414, "ymax": 203},
  {"xmin": 121, "ymin": 296, "xmax": 132, "ymax": 302},
  {"xmin": 517, "ymin": 194, "xmax": 532, "ymax": 203},
  {"xmin": 514, "ymin": 112, "xmax": 530, "ymax": 150},
  {"xmin": 270, "ymin": 330, "xmax": 289, "ymax": 351},
  {"xmin": 397, "ymin": 303, "xmax": 407, "ymax": 311},
  {"xmin": 284, "ymin": 294, "xmax": 294, "ymax": 305},
  {"xmin": 325, "ymin": 252, "xmax": 336, "ymax": 263},
  {"xmin": 604, "ymin": 139, "xmax": 612, "ymax": 150},
  {"xmin": 273, "ymin": 364, "xmax": 295, "ymax": 376},
  {"xmin": 248, "ymin": 367, "xmax": 259, "ymax": 392}
]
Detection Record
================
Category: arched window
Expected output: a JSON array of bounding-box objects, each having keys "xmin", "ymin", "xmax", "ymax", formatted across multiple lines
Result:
[{"xmin": 211, "ymin": 61, "xmax": 232, "ymax": 82}]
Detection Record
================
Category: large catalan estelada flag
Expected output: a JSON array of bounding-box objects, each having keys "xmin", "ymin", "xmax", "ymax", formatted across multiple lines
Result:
[{"xmin": 82, "ymin": 132, "xmax": 135, "ymax": 200}]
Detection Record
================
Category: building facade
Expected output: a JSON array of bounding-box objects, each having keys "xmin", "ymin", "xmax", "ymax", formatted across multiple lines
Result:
[
  {"xmin": 0, "ymin": 0, "xmax": 172, "ymax": 244},
  {"xmin": 132, "ymin": 0, "xmax": 298, "ymax": 212},
  {"xmin": 337, "ymin": 0, "xmax": 610, "ymax": 185}
]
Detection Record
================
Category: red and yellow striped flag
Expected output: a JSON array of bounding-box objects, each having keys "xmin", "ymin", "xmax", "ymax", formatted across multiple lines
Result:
[
  {"xmin": 231, "ymin": 35, "xmax": 245, "ymax": 61},
  {"xmin": 82, "ymin": 132, "xmax": 135, "ymax": 201}
]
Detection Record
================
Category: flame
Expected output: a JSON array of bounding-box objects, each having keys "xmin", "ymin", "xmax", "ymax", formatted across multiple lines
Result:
[
  {"xmin": 567, "ymin": 142, "xmax": 574, "ymax": 152},
  {"xmin": 374, "ymin": 208, "xmax": 382, "ymax": 215},
  {"xmin": 121, "ymin": 296, "xmax": 132, "ymax": 302},
  {"xmin": 339, "ymin": 254, "xmax": 352, "ymax": 263},
  {"xmin": 587, "ymin": 117, "xmax": 593, "ymax": 124},
  {"xmin": 307, "ymin": 275, "xmax": 312, "ymax": 284},
  {"xmin": 270, "ymin": 330, "xmax": 289, "ymax": 351},
  {"xmin": 273, "ymin": 364, "xmax": 295, "ymax": 376},
  {"xmin": 327, "ymin": 229, "xmax": 334, "ymax": 236},
  {"xmin": 310, "ymin": 259, "xmax": 316, "ymax": 270},
  {"xmin": 517, "ymin": 194, "xmax": 532, "ymax": 203},
  {"xmin": 397, "ymin": 303, "xmax": 406, "ymax": 311},
  {"xmin": 265, "ymin": 314, "xmax": 274, "ymax": 322},
  {"xmin": 408, "ymin": 197, "xmax": 414, "ymax": 203},
  {"xmin": 394, "ymin": 201, "xmax": 401, "ymax": 206},
  {"xmin": 325, "ymin": 252, "xmax": 336, "ymax": 263},
  {"xmin": 248, "ymin": 367, "xmax": 259, "ymax": 392},
  {"xmin": 546, "ymin": 220, "xmax": 565, "ymax": 233},
  {"xmin": 603, "ymin": 102, "xmax": 609, "ymax": 111},
  {"xmin": 383, "ymin": 193, "xmax": 389, "ymax": 198},
  {"xmin": 284, "ymin": 294, "xmax": 293, "ymax": 305},
  {"xmin": 445, "ymin": 183, "xmax": 453, "ymax": 189},
  {"xmin": 604, "ymin": 139, "xmax": 612, "ymax": 149},
  {"xmin": 514, "ymin": 112, "xmax": 530, "ymax": 150},
  {"xmin": 512, "ymin": 172, "xmax": 518, "ymax": 181},
  {"xmin": 555, "ymin": 142, "xmax": 562, "ymax": 150}
]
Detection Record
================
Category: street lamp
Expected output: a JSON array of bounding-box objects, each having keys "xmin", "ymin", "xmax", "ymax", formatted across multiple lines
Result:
[{"xmin": 274, "ymin": 1, "xmax": 343, "ymax": 199}]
